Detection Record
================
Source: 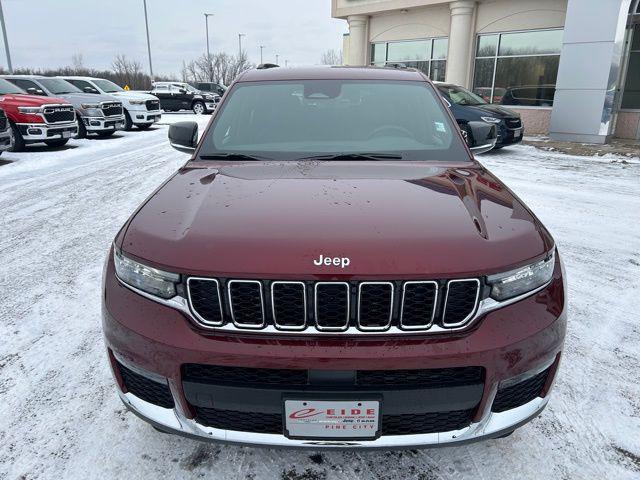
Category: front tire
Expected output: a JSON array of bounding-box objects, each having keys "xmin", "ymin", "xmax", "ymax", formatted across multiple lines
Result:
[
  {"xmin": 124, "ymin": 111, "xmax": 133, "ymax": 131},
  {"xmin": 44, "ymin": 138, "xmax": 69, "ymax": 147},
  {"xmin": 77, "ymin": 119, "xmax": 87, "ymax": 139},
  {"xmin": 192, "ymin": 101, "xmax": 205, "ymax": 115},
  {"xmin": 8, "ymin": 121, "xmax": 25, "ymax": 152}
]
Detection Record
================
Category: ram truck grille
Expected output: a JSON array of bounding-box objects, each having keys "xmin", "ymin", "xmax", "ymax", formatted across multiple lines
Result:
[
  {"xmin": 186, "ymin": 277, "xmax": 482, "ymax": 333},
  {"xmin": 43, "ymin": 105, "xmax": 75, "ymax": 124},
  {"xmin": 145, "ymin": 99, "xmax": 160, "ymax": 111},
  {"xmin": 101, "ymin": 102, "xmax": 123, "ymax": 117}
]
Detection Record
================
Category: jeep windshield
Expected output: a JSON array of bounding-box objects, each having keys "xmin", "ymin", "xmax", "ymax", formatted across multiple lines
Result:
[
  {"xmin": 38, "ymin": 78, "xmax": 82, "ymax": 95},
  {"xmin": 200, "ymin": 80, "xmax": 469, "ymax": 162},
  {"xmin": 93, "ymin": 79, "xmax": 124, "ymax": 93}
]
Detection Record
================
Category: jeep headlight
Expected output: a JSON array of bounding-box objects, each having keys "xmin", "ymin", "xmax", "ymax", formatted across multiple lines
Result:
[
  {"xmin": 113, "ymin": 248, "xmax": 180, "ymax": 299},
  {"xmin": 487, "ymin": 252, "xmax": 555, "ymax": 301}
]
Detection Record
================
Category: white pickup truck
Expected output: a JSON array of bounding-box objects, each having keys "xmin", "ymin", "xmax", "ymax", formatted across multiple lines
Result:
[{"xmin": 61, "ymin": 76, "xmax": 162, "ymax": 130}]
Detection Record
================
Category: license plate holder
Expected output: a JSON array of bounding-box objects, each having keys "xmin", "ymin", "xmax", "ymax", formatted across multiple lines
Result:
[
  {"xmin": 62, "ymin": 130, "xmax": 73, "ymax": 138},
  {"xmin": 513, "ymin": 128, "xmax": 522, "ymax": 137},
  {"xmin": 284, "ymin": 399, "xmax": 380, "ymax": 440}
]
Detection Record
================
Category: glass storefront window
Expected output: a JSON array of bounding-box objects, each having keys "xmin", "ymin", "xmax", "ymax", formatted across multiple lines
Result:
[
  {"xmin": 370, "ymin": 38, "xmax": 448, "ymax": 81},
  {"xmin": 387, "ymin": 40, "xmax": 431, "ymax": 62},
  {"xmin": 621, "ymin": 24, "xmax": 640, "ymax": 109},
  {"xmin": 473, "ymin": 29, "xmax": 563, "ymax": 106}
]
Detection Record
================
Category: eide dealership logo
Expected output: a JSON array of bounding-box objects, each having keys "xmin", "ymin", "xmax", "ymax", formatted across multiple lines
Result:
[{"xmin": 313, "ymin": 254, "xmax": 350, "ymax": 269}]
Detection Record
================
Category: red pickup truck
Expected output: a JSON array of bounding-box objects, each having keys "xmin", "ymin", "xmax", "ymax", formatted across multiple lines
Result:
[
  {"xmin": 0, "ymin": 78, "xmax": 77, "ymax": 151},
  {"xmin": 102, "ymin": 66, "xmax": 566, "ymax": 449}
]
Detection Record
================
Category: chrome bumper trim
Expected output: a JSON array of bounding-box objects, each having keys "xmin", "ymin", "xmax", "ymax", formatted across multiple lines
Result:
[
  {"xmin": 83, "ymin": 115, "xmax": 125, "ymax": 131},
  {"xmin": 17, "ymin": 122, "xmax": 78, "ymax": 141},
  {"xmin": 118, "ymin": 389, "xmax": 549, "ymax": 449}
]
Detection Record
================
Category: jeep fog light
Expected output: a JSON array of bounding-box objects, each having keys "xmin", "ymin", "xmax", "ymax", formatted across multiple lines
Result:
[
  {"xmin": 487, "ymin": 252, "xmax": 555, "ymax": 301},
  {"xmin": 113, "ymin": 247, "xmax": 180, "ymax": 299}
]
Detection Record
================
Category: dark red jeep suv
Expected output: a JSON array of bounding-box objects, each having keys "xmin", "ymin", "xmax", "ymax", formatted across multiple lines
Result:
[{"xmin": 102, "ymin": 66, "xmax": 566, "ymax": 448}]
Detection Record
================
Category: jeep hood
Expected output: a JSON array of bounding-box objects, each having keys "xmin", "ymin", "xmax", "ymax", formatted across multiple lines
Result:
[{"xmin": 121, "ymin": 161, "xmax": 553, "ymax": 277}]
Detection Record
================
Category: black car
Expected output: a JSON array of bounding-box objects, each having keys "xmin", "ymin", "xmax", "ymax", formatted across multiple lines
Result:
[
  {"xmin": 190, "ymin": 82, "xmax": 226, "ymax": 97},
  {"xmin": 436, "ymin": 83, "xmax": 523, "ymax": 149},
  {"xmin": 150, "ymin": 82, "xmax": 218, "ymax": 114}
]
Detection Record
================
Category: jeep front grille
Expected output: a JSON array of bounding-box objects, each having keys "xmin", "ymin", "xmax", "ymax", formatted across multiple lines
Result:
[
  {"xmin": 101, "ymin": 102, "xmax": 123, "ymax": 117},
  {"xmin": 43, "ymin": 105, "xmax": 75, "ymax": 124},
  {"xmin": 186, "ymin": 278, "xmax": 482, "ymax": 334}
]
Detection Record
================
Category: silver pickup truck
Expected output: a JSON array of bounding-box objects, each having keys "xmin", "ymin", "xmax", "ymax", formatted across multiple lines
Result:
[{"xmin": 2, "ymin": 75, "xmax": 125, "ymax": 138}]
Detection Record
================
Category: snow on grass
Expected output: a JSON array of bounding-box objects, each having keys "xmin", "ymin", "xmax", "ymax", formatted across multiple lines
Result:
[{"xmin": 0, "ymin": 124, "xmax": 639, "ymax": 479}]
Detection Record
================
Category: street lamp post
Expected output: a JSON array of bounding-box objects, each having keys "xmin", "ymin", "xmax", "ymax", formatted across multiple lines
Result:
[
  {"xmin": 0, "ymin": 0, "xmax": 12, "ymax": 73},
  {"xmin": 238, "ymin": 33, "xmax": 245, "ymax": 59},
  {"xmin": 259, "ymin": 45, "xmax": 265, "ymax": 64},
  {"xmin": 142, "ymin": 0, "xmax": 153, "ymax": 80},
  {"xmin": 204, "ymin": 13, "xmax": 214, "ymax": 82}
]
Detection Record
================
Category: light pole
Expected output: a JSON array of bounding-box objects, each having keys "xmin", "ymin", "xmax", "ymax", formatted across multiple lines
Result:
[
  {"xmin": 259, "ymin": 45, "xmax": 265, "ymax": 64},
  {"xmin": 142, "ymin": 0, "xmax": 153, "ymax": 80},
  {"xmin": 204, "ymin": 13, "xmax": 214, "ymax": 81},
  {"xmin": 0, "ymin": 0, "xmax": 12, "ymax": 73},
  {"xmin": 238, "ymin": 33, "xmax": 245, "ymax": 59}
]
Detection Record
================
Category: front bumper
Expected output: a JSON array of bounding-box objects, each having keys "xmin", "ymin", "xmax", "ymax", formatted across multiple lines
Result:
[
  {"xmin": 103, "ymin": 254, "xmax": 566, "ymax": 448},
  {"xmin": 83, "ymin": 115, "xmax": 125, "ymax": 132},
  {"xmin": 205, "ymin": 102, "xmax": 216, "ymax": 112},
  {"xmin": 118, "ymin": 384, "xmax": 551, "ymax": 448},
  {"xmin": 131, "ymin": 109, "xmax": 161, "ymax": 124},
  {"xmin": 16, "ymin": 122, "xmax": 78, "ymax": 141},
  {"xmin": 496, "ymin": 123, "xmax": 524, "ymax": 146}
]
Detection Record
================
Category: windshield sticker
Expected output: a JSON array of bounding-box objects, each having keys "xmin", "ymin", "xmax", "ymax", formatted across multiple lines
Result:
[{"xmin": 434, "ymin": 122, "xmax": 446, "ymax": 133}]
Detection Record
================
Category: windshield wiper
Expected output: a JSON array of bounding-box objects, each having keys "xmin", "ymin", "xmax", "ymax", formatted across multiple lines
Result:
[
  {"xmin": 198, "ymin": 153, "xmax": 272, "ymax": 161},
  {"xmin": 299, "ymin": 153, "xmax": 403, "ymax": 161}
]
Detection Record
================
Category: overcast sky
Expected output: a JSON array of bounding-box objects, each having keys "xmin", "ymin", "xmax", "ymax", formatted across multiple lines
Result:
[{"xmin": 0, "ymin": 0, "xmax": 346, "ymax": 75}]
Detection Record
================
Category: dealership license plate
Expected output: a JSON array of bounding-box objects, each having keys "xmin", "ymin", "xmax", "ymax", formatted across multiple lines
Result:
[
  {"xmin": 62, "ymin": 131, "xmax": 73, "ymax": 138},
  {"xmin": 284, "ymin": 400, "xmax": 379, "ymax": 439},
  {"xmin": 513, "ymin": 128, "xmax": 522, "ymax": 137}
]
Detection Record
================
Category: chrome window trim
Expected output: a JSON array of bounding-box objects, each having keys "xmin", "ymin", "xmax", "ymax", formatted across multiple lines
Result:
[
  {"xmin": 357, "ymin": 281, "xmax": 394, "ymax": 331},
  {"xmin": 117, "ymin": 275, "xmax": 550, "ymax": 336},
  {"xmin": 186, "ymin": 277, "xmax": 224, "ymax": 327},
  {"xmin": 314, "ymin": 282, "xmax": 350, "ymax": 332},
  {"xmin": 442, "ymin": 278, "xmax": 481, "ymax": 328},
  {"xmin": 227, "ymin": 279, "xmax": 266, "ymax": 329},
  {"xmin": 400, "ymin": 280, "xmax": 439, "ymax": 330},
  {"xmin": 271, "ymin": 281, "xmax": 307, "ymax": 331}
]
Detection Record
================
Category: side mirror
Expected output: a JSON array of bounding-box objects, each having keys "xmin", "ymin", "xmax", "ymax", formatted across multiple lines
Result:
[
  {"xmin": 84, "ymin": 86, "xmax": 99, "ymax": 94},
  {"xmin": 464, "ymin": 121, "xmax": 497, "ymax": 155},
  {"xmin": 26, "ymin": 87, "xmax": 45, "ymax": 96},
  {"xmin": 169, "ymin": 121, "xmax": 198, "ymax": 154},
  {"xmin": 179, "ymin": 88, "xmax": 187, "ymax": 94}
]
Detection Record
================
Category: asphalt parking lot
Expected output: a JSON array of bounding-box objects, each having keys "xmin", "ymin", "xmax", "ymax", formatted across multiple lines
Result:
[{"xmin": 0, "ymin": 114, "xmax": 638, "ymax": 480}]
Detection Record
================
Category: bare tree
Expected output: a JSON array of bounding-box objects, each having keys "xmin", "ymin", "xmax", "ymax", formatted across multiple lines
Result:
[
  {"xmin": 111, "ymin": 54, "xmax": 146, "ymax": 89},
  {"xmin": 71, "ymin": 53, "xmax": 85, "ymax": 72},
  {"xmin": 320, "ymin": 49, "xmax": 343, "ymax": 65},
  {"xmin": 182, "ymin": 52, "xmax": 254, "ymax": 86}
]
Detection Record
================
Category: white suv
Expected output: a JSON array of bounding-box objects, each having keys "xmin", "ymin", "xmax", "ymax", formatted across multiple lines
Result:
[{"xmin": 61, "ymin": 76, "xmax": 162, "ymax": 131}]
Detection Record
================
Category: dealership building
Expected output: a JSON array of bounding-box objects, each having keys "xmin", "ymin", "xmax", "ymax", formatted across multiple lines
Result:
[{"xmin": 332, "ymin": 0, "xmax": 640, "ymax": 143}]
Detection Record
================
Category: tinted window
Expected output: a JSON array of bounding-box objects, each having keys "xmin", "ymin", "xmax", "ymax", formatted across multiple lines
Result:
[
  {"xmin": 93, "ymin": 79, "xmax": 124, "ymax": 93},
  {"xmin": 9, "ymin": 79, "xmax": 42, "ymax": 93},
  {"xmin": 202, "ymin": 80, "xmax": 468, "ymax": 162},
  {"xmin": 495, "ymin": 56, "xmax": 559, "ymax": 106},
  {"xmin": 67, "ymin": 79, "xmax": 96, "ymax": 92}
]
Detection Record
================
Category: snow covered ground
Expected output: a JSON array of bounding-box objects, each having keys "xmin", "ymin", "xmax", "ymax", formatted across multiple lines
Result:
[{"xmin": 0, "ymin": 114, "xmax": 639, "ymax": 480}]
